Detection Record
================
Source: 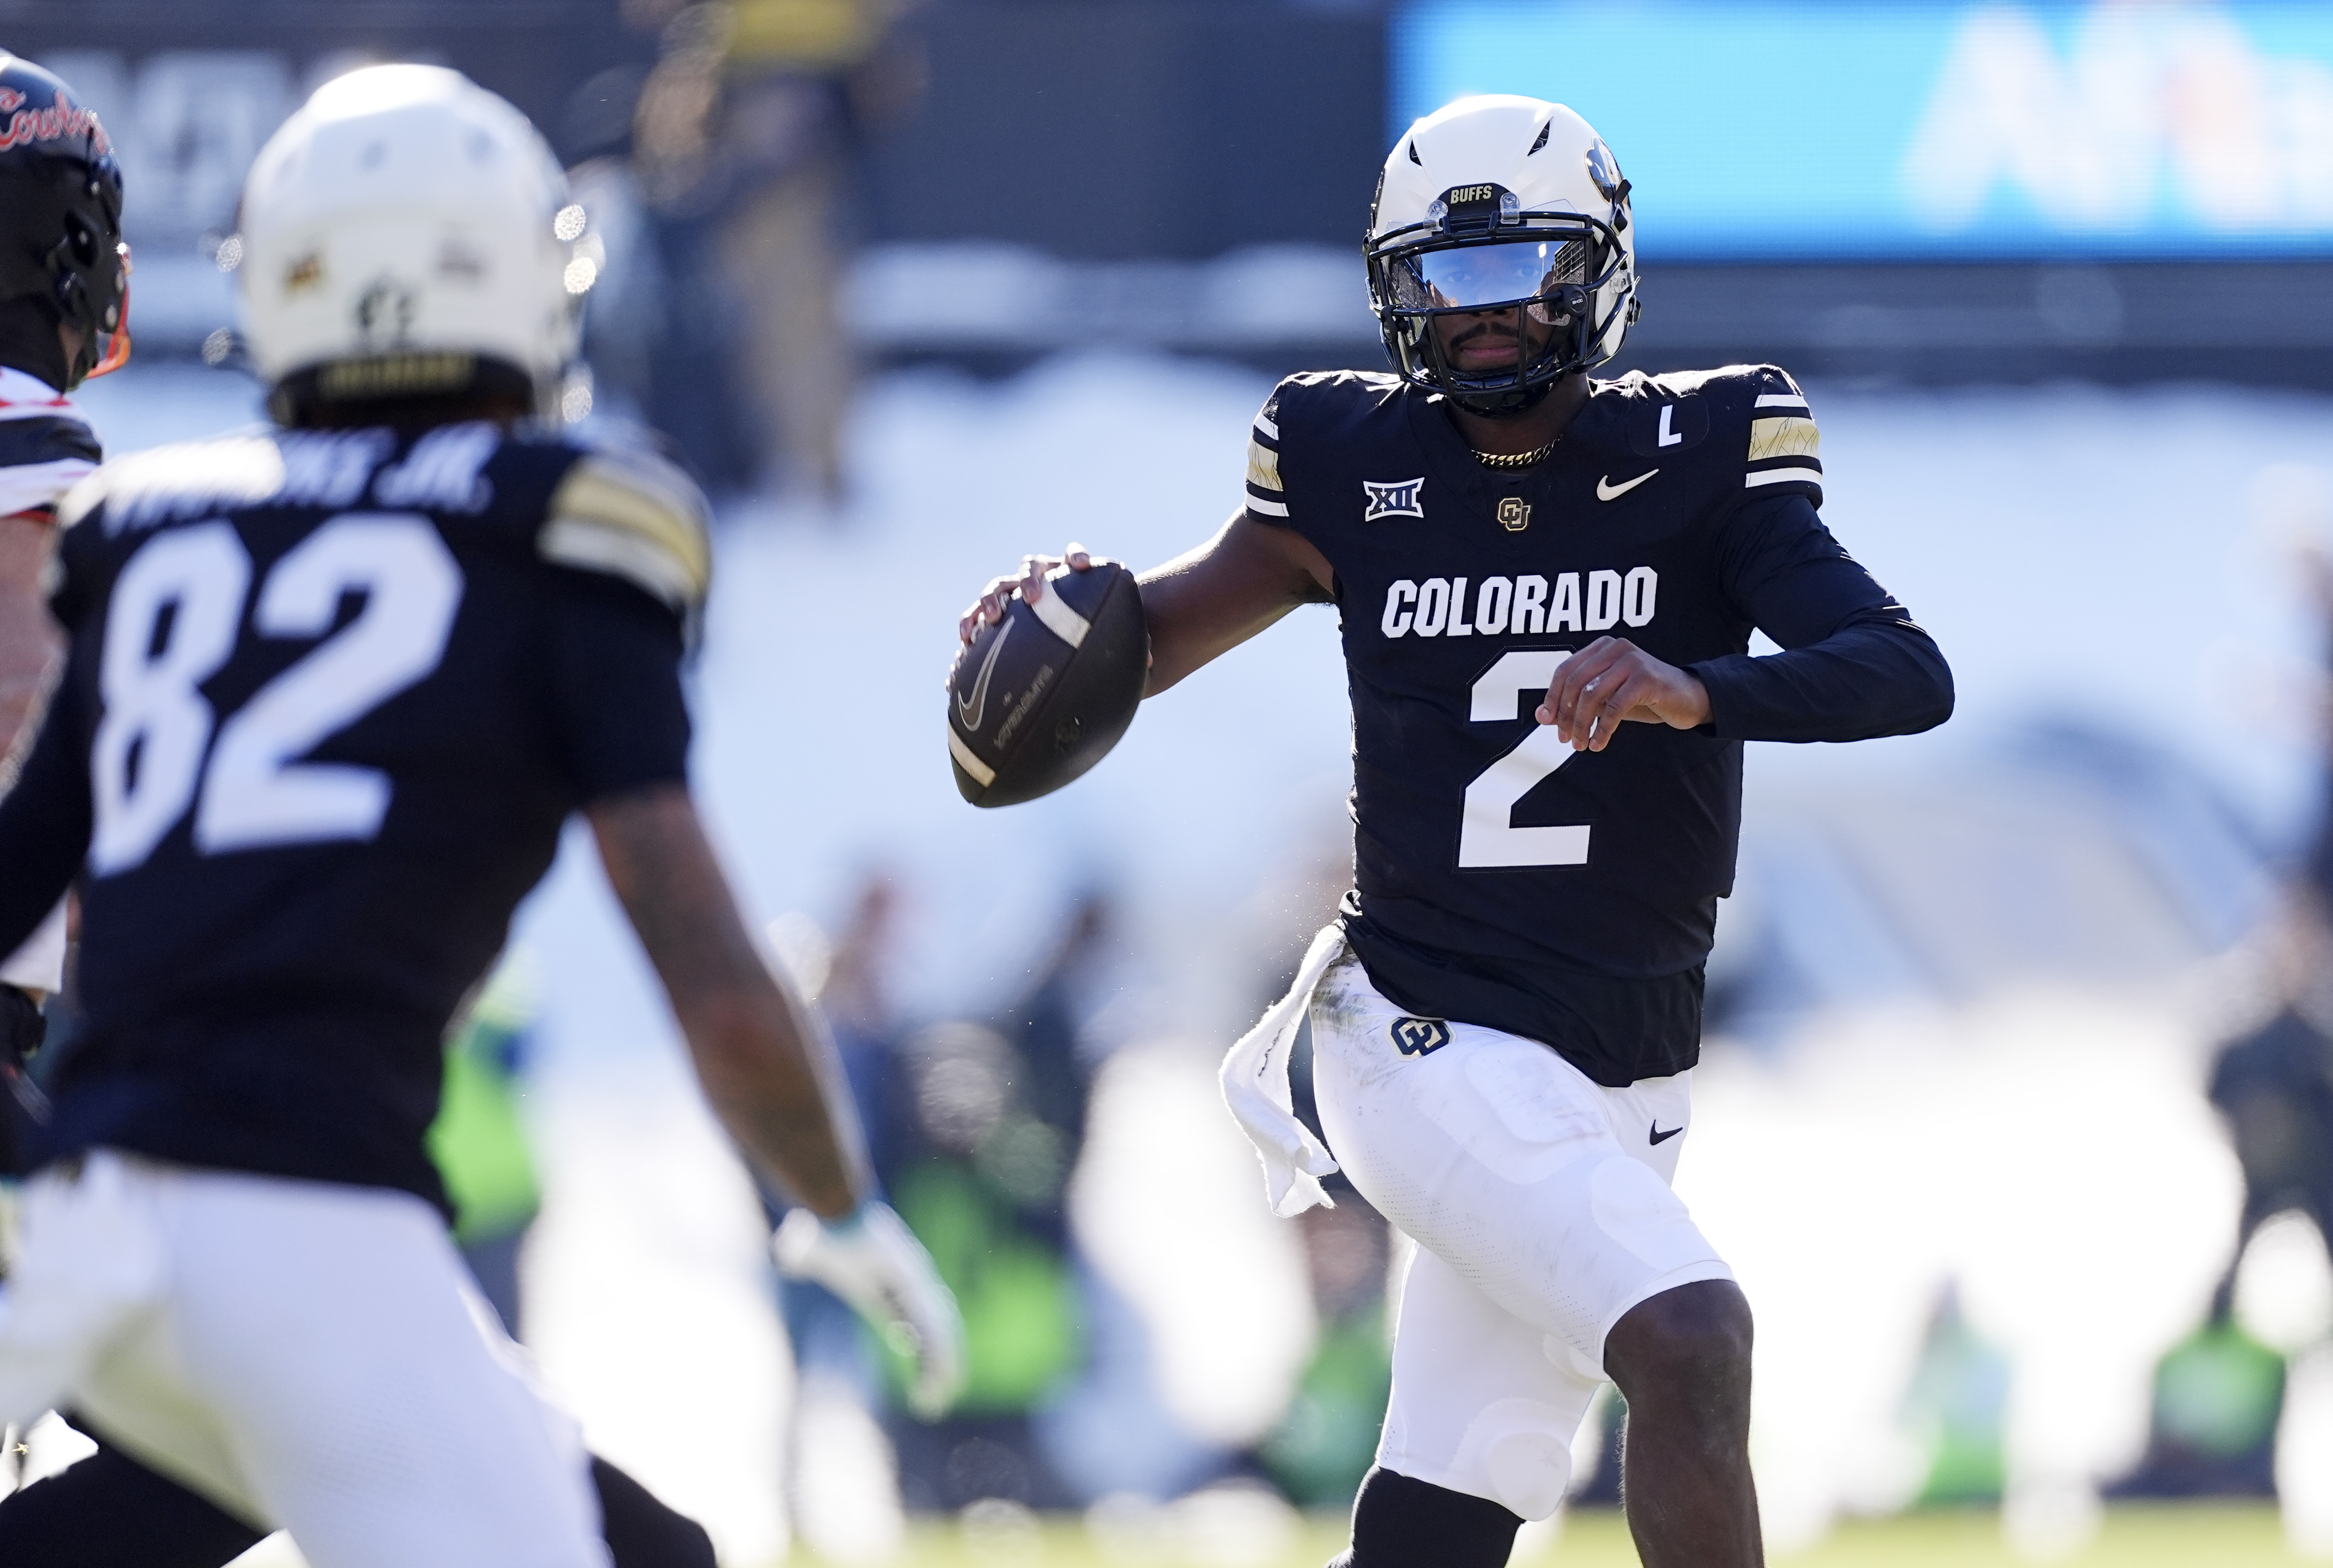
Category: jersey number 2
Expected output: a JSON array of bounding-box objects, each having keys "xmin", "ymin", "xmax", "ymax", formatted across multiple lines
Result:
[
  {"xmin": 89, "ymin": 514, "xmax": 464, "ymax": 876},
  {"xmin": 1459, "ymin": 650, "xmax": 1589, "ymax": 868}
]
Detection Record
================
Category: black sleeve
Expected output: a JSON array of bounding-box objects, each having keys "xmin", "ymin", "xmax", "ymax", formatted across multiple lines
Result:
[
  {"xmin": 1688, "ymin": 493, "xmax": 1954, "ymax": 743},
  {"xmin": 0, "ymin": 675, "xmax": 92, "ymax": 955},
  {"xmin": 544, "ymin": 569, "xmax": 693, "ymax": 804}
]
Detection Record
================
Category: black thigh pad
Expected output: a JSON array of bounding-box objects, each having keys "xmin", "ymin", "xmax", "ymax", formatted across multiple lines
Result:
[{"xmin": 1331, "ymin": 1465, "xmax": 1523, "ymax": 1568}]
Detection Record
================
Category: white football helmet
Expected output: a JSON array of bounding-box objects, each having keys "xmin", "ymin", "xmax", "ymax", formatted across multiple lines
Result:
[
  {"xmin": 236, "ymin": 65, "xmax": 587, "ymax": 423},
  {"xmin": 1366, "ymin": 95, "xmax": 1640, "ymax": 415}
]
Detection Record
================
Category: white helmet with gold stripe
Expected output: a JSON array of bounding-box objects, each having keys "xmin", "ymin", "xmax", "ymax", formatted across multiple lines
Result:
[
  {"xmin": 235, "ymin": 65, "xmax": 591, "ymax": 425},
  {"xmin": 1367, "ymin": 95, "xmax": 1640, "ymax": 416}
]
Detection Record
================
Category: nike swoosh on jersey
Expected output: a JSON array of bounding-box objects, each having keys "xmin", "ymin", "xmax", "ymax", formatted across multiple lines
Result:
[
  {"xmin": 956, "ymin": 616, "xmax": 1015, "ymax": 733},
  {"xmin": 1597, "ymin": 470, "xmax": 1658, "ymax": 501},
  {"xmin": 1649, "ymin": 1120, "xmax": 1684, "ymax": 1145}
]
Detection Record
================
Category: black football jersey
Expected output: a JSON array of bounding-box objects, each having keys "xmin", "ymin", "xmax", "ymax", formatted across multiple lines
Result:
[
  {"xmin": 0, "ymin": 420, "xmax": 709, "ymax": 1210},
  {"xmin": 1249, "ymin": 366, "xmax": 1950, "ymax": 1084}
]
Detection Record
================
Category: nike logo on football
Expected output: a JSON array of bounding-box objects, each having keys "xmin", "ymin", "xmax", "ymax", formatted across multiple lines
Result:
[
  {"xmin": 1649, "ymin": 1121, "xmax": 1683, "ymax": 1145},
  {"xmin": 1597, "ymin": 470, "xmax": 1658, "ymax": 501},
  {"xmin": 955, "ymin": 618, "xmax": 1014, "ymax": 734}
]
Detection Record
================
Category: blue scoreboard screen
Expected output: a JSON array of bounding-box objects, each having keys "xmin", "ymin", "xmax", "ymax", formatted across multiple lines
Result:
[{"xmin": 1391, "ymin": 1, "xmax": 2333, "ymax": 259}]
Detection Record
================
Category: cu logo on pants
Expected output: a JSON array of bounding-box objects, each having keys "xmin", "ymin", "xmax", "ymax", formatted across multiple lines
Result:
[{"xmin": 1391, "ymin": 1017, "xmax": 1451, "ymax": 1057}]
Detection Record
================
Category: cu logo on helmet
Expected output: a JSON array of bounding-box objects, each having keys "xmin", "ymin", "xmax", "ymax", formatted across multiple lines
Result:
[
  {"xmin": 355, "ymin": 280, "xmax": 417, "ymax": 346},
  {"xmin": 1391, "ymin": 1017, "xmax": 1451, "ymax": 1057},
  {"xmin": 1585, "ymin": 140, "xmax": 1624, "ymax": 202}
]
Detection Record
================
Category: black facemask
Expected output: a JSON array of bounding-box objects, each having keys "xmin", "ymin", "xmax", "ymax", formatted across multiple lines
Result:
[{"xmin": 0, "ymin": 295, "xmax": 72, "ymax": 392}]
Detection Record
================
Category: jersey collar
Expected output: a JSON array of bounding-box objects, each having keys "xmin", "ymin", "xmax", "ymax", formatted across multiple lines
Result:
[
  {"xmin": 0, "ymin": 365, "xmax": 73, "ymax": 411},
  {"xmin": 1402, "ymin": 377, "xmax": 1620, "ymax": 499}
]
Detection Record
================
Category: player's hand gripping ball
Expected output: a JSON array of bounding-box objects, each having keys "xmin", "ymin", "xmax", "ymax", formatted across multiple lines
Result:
[
  {"xmin": 947, "ymin": 548, "xmax": 1148, "ymax": 807},
  {"xmin": 774, "ymin": 1201, "xmax": 966, "ymax": 1418}
]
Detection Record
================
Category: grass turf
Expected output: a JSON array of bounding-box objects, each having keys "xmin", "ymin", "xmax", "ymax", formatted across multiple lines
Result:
[{"xmin": 868, "ymin": 1502, "xmax": 2304, "ymax": 1566}]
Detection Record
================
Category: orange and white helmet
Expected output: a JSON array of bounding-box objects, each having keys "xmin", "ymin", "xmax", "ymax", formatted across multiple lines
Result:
[
  {"xmin": 0, "ymin": 52, "xmax": 130, "ymax": 388},
  {"xmin": 1366, "ymin": 95, "xmax": 1640, "ymax": 415}
]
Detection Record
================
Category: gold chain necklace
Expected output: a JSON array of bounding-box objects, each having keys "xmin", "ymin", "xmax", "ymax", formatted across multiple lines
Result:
[{"xmin": 1473, "ymin": 434, "xmax": 1562, "ymax": 470}]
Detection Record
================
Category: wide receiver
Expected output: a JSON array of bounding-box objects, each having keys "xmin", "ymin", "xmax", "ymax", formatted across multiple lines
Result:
[
  {"xmin": 0, "ymin": 54, "xmax": 761, "ymax": 1568},
  {"xmin": 961, "ymin": 97, "xmax": 1952, "ymax": 1568},
  {"xmin": 0, "ymin": 65, "xmax": 960, "ymax": 1568}
]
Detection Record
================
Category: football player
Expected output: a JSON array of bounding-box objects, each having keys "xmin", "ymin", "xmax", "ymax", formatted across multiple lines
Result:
[
  {"xmin": 0, "ymin": 64, "xmax": 961, "ymax": 1568},
  {"xmin": 0, "ymin": 52, "xmax": 733, "ymax": 1568},
  {"xmin": 959, "ymin": 97, "xmax": 1952, "ymax": 1568},
  {"xmin": 0, "ymin": 50, "xmax": 122, "ymax": 1165}
]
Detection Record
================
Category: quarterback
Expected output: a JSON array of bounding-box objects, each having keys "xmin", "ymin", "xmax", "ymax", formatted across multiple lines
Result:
[
  {"xmin": 962, "ymin": 97, "xmax": 1952, "ymax": 1567},
  {"xmin": 0, "ymin": 65, "xmax": 960, "ymax": 1568}
]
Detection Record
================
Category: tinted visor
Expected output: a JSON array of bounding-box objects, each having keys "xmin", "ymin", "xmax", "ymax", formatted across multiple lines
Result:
[{"xmin": 1390, "ymin": 236, "xmax": 1592, "ymax": 314}]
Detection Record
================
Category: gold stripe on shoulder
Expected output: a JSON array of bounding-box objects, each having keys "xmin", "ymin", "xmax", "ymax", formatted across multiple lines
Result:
[
  {"xmin": 543, "ymin": 453, "xmax": 711, "ymax": 607},
  {"xmin": 1248, "ymin": 437, "xmax": 1282, "ymax": 494},
  {"xmin": 56, "ymin": 471, "xmax": 105, "ymax": 530},
  {"xmin": 1748, "ymin": 415, "xmax": 1820, "ymax": 463}
]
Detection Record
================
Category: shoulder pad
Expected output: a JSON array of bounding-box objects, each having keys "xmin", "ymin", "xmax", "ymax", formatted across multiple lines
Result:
[
  {"xmin": 0, "ymin": 408, "xmax": 101, "ymax": 519},
  {"xmin": 539, "ymin": 445, "xmax": 712, "ymax": 611},
  {"xmin": 1276, "ymin": 369, "xmax": 1405, "ymax": 408},
  {"xmin": 1263, "ymin": 370, "xmax": 1407, "ymax": 446},
  {"xmin": 54, "ymin": 470, "xmax": 103, "ymax": 531},
  {"xmin": 1246, "ymin": 372, "xmax": 1404, "ymax": 523},
  {"xmin": 59, "ymin": 429, "xmax": 316, "ymax": 535},
  {"xmin": 1247, "ymin": 384, "xmax": 1289, "ymax": 518},
  {"xmin": 1735, "ymin": 365, "xmax": 1821, "ymax": 505},
  {"xmin": 1641, "ymin": 363, "xmax": 1822, "ymax": 508}
]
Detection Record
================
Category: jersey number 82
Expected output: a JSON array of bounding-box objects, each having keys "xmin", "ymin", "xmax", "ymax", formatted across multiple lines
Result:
[{"xmin": 88, "ymin": 512, "xmax": 463, "ymax": 876}]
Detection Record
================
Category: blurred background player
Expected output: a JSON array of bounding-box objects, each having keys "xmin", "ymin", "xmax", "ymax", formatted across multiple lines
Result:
[
  {"xmin": 0, "ymin": 62, "xmax": 959, "ymax": 1568},
  {"xmin": 872, "ymin": 893, "xmax": 1108, "ymax": 1511},
  {"xmin": 628, "ymin": 0, "xmax": 922, "ymax": 503},
  {"xmin": 960, "ymin": 96, "xmax": 1952, "ymax": 1568},
  {"xmin": 0, "ymin": 50, "xmax": 123, "ymax": 1186}
]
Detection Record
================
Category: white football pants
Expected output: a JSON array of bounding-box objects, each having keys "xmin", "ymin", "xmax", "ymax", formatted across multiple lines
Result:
[
  {"xmin": 1309, "ymin": 953, "xmax": 1734, "ymax": 1520},
  {"xmin": 0, "ymin": 1150, "xmax": 609, "ymax": 1568}
]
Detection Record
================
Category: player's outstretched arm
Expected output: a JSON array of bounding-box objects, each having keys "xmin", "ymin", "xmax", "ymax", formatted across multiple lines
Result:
[
  {"xmin": 956, "ymin": 511, "xmax": 1333, "ymax": 697},
  {"xmin": 589, "ymin": 782, "xmax": 864, "ymax": 1215},
  {"xmin": 588, "ymin": 783, "xmax": 967, "ymax": 1414}
]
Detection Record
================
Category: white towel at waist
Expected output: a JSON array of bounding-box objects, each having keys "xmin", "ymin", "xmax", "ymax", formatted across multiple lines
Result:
[{"xmin": 1218, "ymin": 924, "xmax": 1346, "ymax": 1218}]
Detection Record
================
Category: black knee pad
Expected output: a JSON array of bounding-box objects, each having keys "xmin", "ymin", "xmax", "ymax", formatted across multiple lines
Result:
[
  {"xmin": 592, "ymin": 1455, "xmax": 718, "ymax": 1568},
  {"xmin": 0, "ymin": 1436, "xmax": 266, "ymax": 1568},
  {"xmin": 1330, "ymin": 1466, "xmax": 1523, "ymax": 1568}
]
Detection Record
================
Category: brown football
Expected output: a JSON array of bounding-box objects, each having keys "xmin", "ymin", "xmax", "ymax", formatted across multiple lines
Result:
[{"xmin": 946, "ymin": 561, "xmax": 1149, "ymax": 808}]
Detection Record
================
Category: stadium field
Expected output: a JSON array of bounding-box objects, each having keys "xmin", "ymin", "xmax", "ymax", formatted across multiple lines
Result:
[{"xmin": 868, "ymin": 1502, "xmax": 2302, "ymax": 1567}]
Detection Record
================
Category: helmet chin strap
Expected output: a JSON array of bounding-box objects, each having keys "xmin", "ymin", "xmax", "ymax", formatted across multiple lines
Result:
[
  {"xmin": 1451, "ymin": 377, "xmax": 1556, "ymax": 419},
  {"xmin": 1418, "ymin": 296, "xmax": 1587, "ymax": 418}
]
